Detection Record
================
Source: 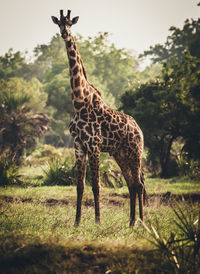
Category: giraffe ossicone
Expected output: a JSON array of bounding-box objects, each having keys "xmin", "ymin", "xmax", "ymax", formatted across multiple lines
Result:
[{"xmin": 52, "ymin": 10, "xmax": 146, "ymax": 227}]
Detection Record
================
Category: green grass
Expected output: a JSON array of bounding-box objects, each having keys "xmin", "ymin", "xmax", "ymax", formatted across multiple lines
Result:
[
  {"xmin": 0, "ymin": 185, "xmax": 174, "ymax": 273},
  {"xmin": 0, "ymin": 169, "xmax": 200, "ymax": 273},
  {"xmin": 146, "ymin": 176, "xmax": 200, "ymax": 195}
]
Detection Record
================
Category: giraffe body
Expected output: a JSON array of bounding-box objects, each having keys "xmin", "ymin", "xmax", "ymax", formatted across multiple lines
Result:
[{"xmin": 52, "ymin": 10, "xmax": 145, "ymax": 227}]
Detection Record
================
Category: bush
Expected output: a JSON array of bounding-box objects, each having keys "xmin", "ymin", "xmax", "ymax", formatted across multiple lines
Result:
[
  {"xmin": 42, "ymin": 158, "xmax": 75, "ymax": 186},
  {"xmin": 99, "ymin": 153, "xmax": 125, "ymax": 188},
  {"xmin": 178, "ymin": 157, "xmax": 200, "ymax": 179},
  {"xmin": 0, "ymin": 157, "xmax": 21, "ymax": 186},
  {"xmin": 42, "ymin": 153, "xmax": 125, "ymax": 188},
  {"xmin": 24, "ymin": 145, "xmax": 75, "ymax": 166}
]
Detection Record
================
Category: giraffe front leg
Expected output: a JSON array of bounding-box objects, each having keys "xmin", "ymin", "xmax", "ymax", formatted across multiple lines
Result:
[
  {"xmin": 74, "ymin": 144, "xmax": 86, "ymax": 227},
  {"xmin": 88, "ymin": 150, "xmax": 100, "ymax": 224},
  {"xmin": 128, "ymin": 185, "xmax": 137, "ymax": 227}
]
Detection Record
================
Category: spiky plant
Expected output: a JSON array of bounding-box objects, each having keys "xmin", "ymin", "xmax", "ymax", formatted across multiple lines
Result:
[{"xmin": 142, "ymin": 203, "xmax": 200, "ymax": 273}]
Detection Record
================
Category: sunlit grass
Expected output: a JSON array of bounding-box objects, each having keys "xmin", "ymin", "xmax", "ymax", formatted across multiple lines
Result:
[
  {"xmin": 0, "ymin": 185, "xmax": 178, "ymax": 241},
  {"xmin": 146, "ymin": 176, "xmax": 200, "ymax": 195}
]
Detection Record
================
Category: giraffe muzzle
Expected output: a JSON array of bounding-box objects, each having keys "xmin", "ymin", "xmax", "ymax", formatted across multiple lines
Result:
[{"xmin": 62, "ymin": 32, "xmax": 67, "ymax": 39}]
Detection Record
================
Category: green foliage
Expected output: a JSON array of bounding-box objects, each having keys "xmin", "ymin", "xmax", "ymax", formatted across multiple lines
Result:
[
  {"xmin": 89, "ymin": 153, "xmax": 125, "ymax": 187},
  {"xmin": 34, "ymin": 34, "xmax": 67, "ymax": 82},
  {"xmin": 44, "ymin": 70, "xmax": 73, "ymax": 141},
  {"xmin": 0, "ymin": 80, "xmax": 49, "ymax": 164},
  {"xmin": 163, "ymin": 54, "xmax": 200, "ymax": 162},
  {"xmin": 178, "ymin": 158, "xmax": 200, "ymax": 179},
  {"xmin": 0, "ymin": 49, "xmax": 30, "ymax": 80},
  {"xmin": 0, "ymin": 156, "xmax": 21, "ymax": 186},
  {"xmin": 121, "ymin": 51, "xmax": 200, "ymax": 177},
  {"xmin": 41, "ymin": 152, "xmax": 124, "ymax": 188},
  {"xmin": 0, "ymin": 78, "xmax": 47, "ymax": 112},
  {"xmin": 25, "ymin": 145, "xmax": 74, "ymax": 165},
  {"xmin": 140, "ymin": 16, "xmax": 200, "ymax": 63},
  {"xmin": 99, "ymin": 153, "xmax": 125, "ymax": 188},
  {"xmin": 77, "ymin": 33, "xmax": 138, "ymax": 105},
  {"xmin": 120, "ymin": 81, "xmax": 178, "ymax": 177},
  {"xmin": 0, "ymin": 32, "xmax": 156, "ymax": 149},
  {"xmin": 42, "ymin": 158, "xmax": 75, "ymax": 186}
]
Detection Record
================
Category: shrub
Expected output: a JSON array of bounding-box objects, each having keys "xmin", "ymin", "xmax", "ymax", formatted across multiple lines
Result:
[
  {"xmin": 99, "ymin": 153, "xmax": 125, "ymax": 188},
  {"xmin": 42, "ymin": 158, "xmax": 75, "ymax": 186},
  {"xmin": 0, "ymin": 157, "xmax": 21, "ymax": 186},
  {"xmin": 42, "ymin": 153, "xmax": 125, "ymax": 188},
  {"xmin": 24, "ymin": 145, "xmax": 75, "ymax": 166},
  {"xmin": 178, "ymin": 157, "xmax": 200, "ymax": 179}
]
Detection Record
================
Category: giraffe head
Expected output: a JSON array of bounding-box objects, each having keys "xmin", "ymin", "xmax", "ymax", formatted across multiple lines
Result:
[{"xmin": 51, "ymin": 10, "xmax": 79, "ymax": 40}]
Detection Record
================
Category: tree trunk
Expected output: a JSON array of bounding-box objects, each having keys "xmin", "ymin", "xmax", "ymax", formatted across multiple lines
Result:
[{"xmin": 160, "ymin": 136, "xmax": 175, "ymax": 178}]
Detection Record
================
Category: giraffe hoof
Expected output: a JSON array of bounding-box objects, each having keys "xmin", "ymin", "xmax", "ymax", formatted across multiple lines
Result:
[
  {"xmin": 74, "ymin": 219, "xmax": 80, "ymax": 227},
  {"xmin": 95, "ymin": 218, "xmax": 100, "ymax": 225}
]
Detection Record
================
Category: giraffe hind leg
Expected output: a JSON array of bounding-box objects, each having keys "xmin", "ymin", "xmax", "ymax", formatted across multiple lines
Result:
[
  {"xmin": 130, "ymin": 163, "xmax": 144, "ymax": 222},
  {"xmin": 114, "ymin": 153, "xmax": 145, "ymax": 226},
  {"xmin": 128, "ymin": 184, "xmax": 137, "ymax": 227},
  {"xmin": 113, "ymin": 155, "xmax": 138, "ymax": 226}
]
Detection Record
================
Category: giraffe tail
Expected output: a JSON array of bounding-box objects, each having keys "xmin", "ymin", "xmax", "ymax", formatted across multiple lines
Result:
[{"xmin": 140, "ymin": 170, "xmax": 148, "ymax": 206}]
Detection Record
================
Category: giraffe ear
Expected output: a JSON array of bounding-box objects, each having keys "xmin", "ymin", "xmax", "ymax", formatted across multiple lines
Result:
[
  {"xmin": 51, "ymin": 16, "xmax": 59, "ymax": 25},
  {"xmin": 72, "ymin": 16, "xmax": 79, "ymax": 25}
]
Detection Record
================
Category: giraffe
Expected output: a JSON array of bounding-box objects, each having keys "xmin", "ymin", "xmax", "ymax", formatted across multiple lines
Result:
[{"xmin": 51, "ymin": 10, "xmax": 145, "ymax": 227}]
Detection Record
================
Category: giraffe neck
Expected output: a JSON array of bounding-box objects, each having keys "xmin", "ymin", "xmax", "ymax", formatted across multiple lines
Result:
[{"xmin": 65, "ymin": 35, "xmax": 88, "ymax": 108}]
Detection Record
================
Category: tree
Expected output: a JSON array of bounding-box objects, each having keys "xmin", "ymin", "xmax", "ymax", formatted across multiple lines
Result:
[
  {"xmin": 0, "ymin": 49, "xmax": 38, "ymax": 81},
  {"xmin": 120, "ymin": 52, "xmax": 200, "ymax": 177},
  {"xmin": 140, "ymin": 17, "xmax": 200, "ymax": 63},
  {"xmin": 120, "ymin": 81, "xmax": 179, "ymax": 177},
  {"xmin": 78, "ymin": 32, "xmax": 138, "ymax": 105},
  {"xmin": 1, "ymin": 77, "xmax": 48, "ymax": 112},
  {"xmin": 130, "ymin": 12, "xmax": 200, "ymax": 177},
  {"xmin": 163, "ymin": 54, "xmax": 200, "ymax": 161},
  {"xmin": 0, "ymin": 79, "xmax": 49, "ymax": 164},
  {"xmin": 36, "ymin": 33, "xmax": 138, "ymax": 105}
]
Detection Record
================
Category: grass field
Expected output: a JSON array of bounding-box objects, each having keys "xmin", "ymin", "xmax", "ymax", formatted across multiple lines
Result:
[{"xmin": 0, "ymin": 169, "xmax": 200, "ymax": 273}]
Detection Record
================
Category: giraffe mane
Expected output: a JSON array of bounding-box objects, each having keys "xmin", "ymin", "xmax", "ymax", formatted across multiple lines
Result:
[
  {"xmin": 80, "ymin": 59, "xmax": 88, "ymax": 80},
  {"xmin": 89, "ymin": 83, "xmax": 102, "ymax": 97}
]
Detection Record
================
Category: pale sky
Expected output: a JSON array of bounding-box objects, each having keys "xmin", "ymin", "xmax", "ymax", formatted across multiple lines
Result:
[{"xmin": 0, "ymin": 0, "xmax": 199, "ymax": 58}]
